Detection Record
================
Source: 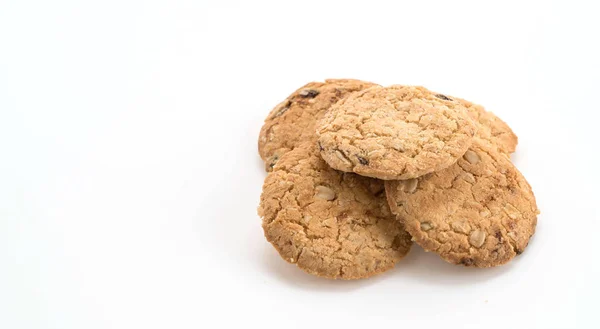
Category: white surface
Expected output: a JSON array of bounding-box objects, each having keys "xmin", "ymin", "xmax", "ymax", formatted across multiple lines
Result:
[{"xmin": 1, "ymin": 1, "xmax": 599, "ymax": 328}]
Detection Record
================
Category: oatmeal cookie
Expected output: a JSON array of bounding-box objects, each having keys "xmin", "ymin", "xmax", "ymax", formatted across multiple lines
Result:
[
  {"xmin": 259, "ymin": 144, "xmax": 412, "ymax": 279},
  {"xmin": 385, "ymin": 137, "xmax": 538, "ymax": 267},
  {"xmin": 258, "ymin": 79, "xmax": 377, "ymax": 171},
  {"xmin": 316, "ymin": 85, "xmax": 477, "ymax": 180},
  {"xmin": 456, "ymin": 97, "xmax": 518, "ymax": 154}
]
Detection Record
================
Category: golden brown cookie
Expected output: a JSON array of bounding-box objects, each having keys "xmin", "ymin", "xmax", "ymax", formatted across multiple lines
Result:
[
  {"xmin": 258, "ymin": 144, "xmax": 412, "ymax": 279},
  {"xmin": 385, "ymin": 137, "xmax": 538, "ymax": 268},
  {"xmin": 454, "ymin": 96, "xmax": 518, "ymax": 154},
  {"xmin": 258, "ymin": 79, "xmax": 377, "ymax": 171},
  {"xmin": 316, "ymin": 85, "xmax": 477, "ymax": 180}
]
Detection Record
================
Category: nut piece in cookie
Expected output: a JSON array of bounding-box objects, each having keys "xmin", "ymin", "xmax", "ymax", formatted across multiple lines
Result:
[
  {"xmin": 385, "ymin": 137, "xmax": 539, "ymax": 268},
  {"xmin": 258, "ymin": 144, "xmax": 412, "ymax": 279},
  {"xmin": 316, "ymin": 85, "xmax": 477, "ymax": 180},
  {"xmin": 258, "ymin": 79, "xmax": 377, "ymax": 171}
]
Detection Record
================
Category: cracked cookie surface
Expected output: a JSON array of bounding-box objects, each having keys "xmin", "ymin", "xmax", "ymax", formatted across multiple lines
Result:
[
  {"xmin": 385, "ymin": 137, "xmax": 538, "ymax": 267},
  {"xmin": 316, "ymin": 85, "xmax": 477, "ymax": 180},
  {"xmin": 258, "ymin": 79, "xmax": 377, "ymax": 171},
  {"xmin": 456, "ymin": 97, "xmax": 518, "ymax": 154},
  {"xmin": 258, "ymin": 144, "xmax": 412, "ymax": 279}
]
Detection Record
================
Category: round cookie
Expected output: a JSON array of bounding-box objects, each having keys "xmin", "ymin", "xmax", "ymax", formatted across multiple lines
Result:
[
  {"xmin": 316, "ymin": 85, "xmax": 478, "ymax": 180},
  {"xmin": 258, "ymin": 79, "xmax": 377, "ymax": 171},
  {"xmin": 385, "ymin": 137, "xmax": 539, "ymax": 267},
  {"xmin": 258, "ymin": 144, "xmax": 412, "ymax": 279},
  {"xmin": 454, "ymin": 96, "xmax": 518, "ymax": 154}
]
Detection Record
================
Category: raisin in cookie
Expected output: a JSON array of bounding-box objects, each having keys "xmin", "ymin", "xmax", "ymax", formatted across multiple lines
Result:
[
  {"xmin": 316, "ymin": 85, "xmax": 477, "ymax": 180},
  {"xmin": 385, "ymin": 137, "xmax": 538, "ymax": 267},
  {"xmin": 258, "ymin": 79, "xmax": 377, "ymax": 171},
  {"xmin": 258, "ymin": 144, "xmax": 412, "ymax": 279}
]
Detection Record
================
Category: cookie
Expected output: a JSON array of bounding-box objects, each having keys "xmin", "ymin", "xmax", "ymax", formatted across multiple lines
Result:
[
  {"xmin": 455, "ymin": 97, "xmax": 518, "ymax": 154},
  {"xmin": 258, "ymin": 144, "xmax": 412, "ymax": 279},
  {"xmin": 316, "ymin": 85, "xmax": 477, "ymax": 180},
  {"xmin": 258, "ymin": 79, "xmax": 377, "ymax": 171},
  {"xmin": 385, "ymin": 137, "xmax": 538, "ymax": 267}
]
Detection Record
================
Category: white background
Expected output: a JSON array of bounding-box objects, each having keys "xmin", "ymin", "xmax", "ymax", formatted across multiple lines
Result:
[{"xmin": 1, "ymin": 1, "xmax": 599, "ymax": 328}]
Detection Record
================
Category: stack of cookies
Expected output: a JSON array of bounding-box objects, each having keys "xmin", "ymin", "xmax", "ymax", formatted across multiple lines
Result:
[{"xmin": 257, "ymin": 79, "xmax": 539, "ymax": 280}]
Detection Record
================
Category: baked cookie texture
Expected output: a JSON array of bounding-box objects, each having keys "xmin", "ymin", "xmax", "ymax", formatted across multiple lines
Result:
[
  {"xmin": 316, "ymin": 85, "xmax": 477, "ymax": 180},
  {"xmin": 385, "ymin": 137, "xmax": 538, "ymax": 267},
  {"xmin": 258, "ymin": 79, "xmax": 377, "ymax": 171},
  {"xmin": 258, "ymin": 144, "xmax": 412, "ymax": 279},
  {"xmin": 456, "ymin": 97, "xmax": 518, "ymax": 154}
]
